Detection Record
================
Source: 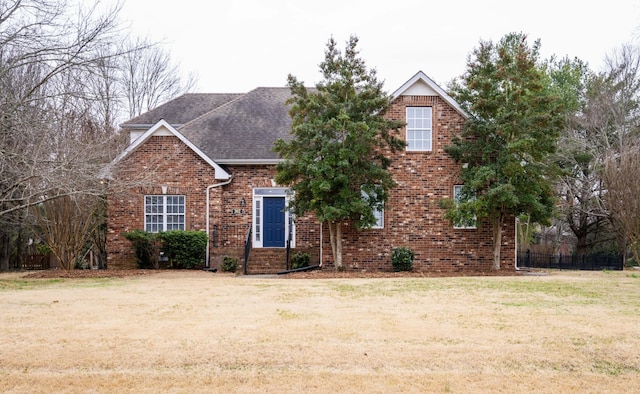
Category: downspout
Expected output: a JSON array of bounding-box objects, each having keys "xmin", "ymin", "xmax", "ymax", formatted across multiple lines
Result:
[
  {"xmin": 514, "ymin": 216, "xmax": 523, "ymax": 271},
  {"xmin": 319, "ymin": 221, "xmax": 323, "ymax": 268},
  {"xmin": 205, "ymin": 176, "xmax": 233, "ymax": 268}
]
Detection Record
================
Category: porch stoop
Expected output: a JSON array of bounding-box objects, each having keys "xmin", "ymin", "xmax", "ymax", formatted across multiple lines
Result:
[{"xmin": 245, "ymin": 248, "xmax": 289, "ymax": 274}]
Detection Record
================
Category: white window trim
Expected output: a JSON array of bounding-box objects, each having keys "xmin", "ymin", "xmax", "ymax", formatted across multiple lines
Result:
[
  {"xmin": 362, "ymin": 189, "xmax": 384, "ymax": 229},
  {"xmin": 372, "ymin": 205, "xmax": 384, "ymax": 229},
  {"xmin": 406, "ymin": 106, "xmax": 433, "ymax": 152},
  {"xmin": 453, "ymin": 185, "xmax": 477, "ymax": 229},
  {"xmin": 252, "ymin": 188, "xmax": 295, "ymax": 248},
  {"xmin": 144, "ymin": 195, "xmax": 186, "ymax": 232}
]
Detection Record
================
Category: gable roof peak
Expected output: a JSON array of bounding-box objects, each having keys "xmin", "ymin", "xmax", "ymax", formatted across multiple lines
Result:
[
  {"xmin": 392, "ymin": 71, "xmax": 467, "ymax": 118},
  {"xmin": 102, "ymin": 119, "xmax": 231, "ymax": 180}
]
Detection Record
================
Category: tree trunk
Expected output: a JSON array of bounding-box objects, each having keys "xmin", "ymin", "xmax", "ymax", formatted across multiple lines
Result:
[
  {"xmin": 491, "ymin": 215, "xmax": 504, "ymax": 270},
  {"xmin": 0, "ymin": 231, "xmax": 9, "ymax": 271},
  {"xmin": 630, "ymin": 242, "xmax": 640, "ymax": 269},
  {"xmin": 327, "ymin": 221, "xmax": 343, "ymax": 270},
  {"xmin": 16, "ymin": 224, "xmax": 25, "ymax": 269},
  {"xmin": 575, "ymin": 232, "xmax": 588, "ymax": 257}
]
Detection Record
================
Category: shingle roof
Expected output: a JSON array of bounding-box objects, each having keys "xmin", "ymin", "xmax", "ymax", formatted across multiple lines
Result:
[
  {"xmin": 120, "ymin": 72, "xmax": 463, "ymax": 164},
  {"xmin": 121, "ymin": 93, "xmax": 244, "ymax": 128},
  {"xmin": 177, "ymin": 87, "xmax": 294, "ymax": 163}
]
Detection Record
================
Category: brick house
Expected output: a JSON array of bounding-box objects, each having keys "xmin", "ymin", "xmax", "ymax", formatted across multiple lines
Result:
[{"xmin": 104, "ymin": 71, "xmax": 516, "ymax": 273}]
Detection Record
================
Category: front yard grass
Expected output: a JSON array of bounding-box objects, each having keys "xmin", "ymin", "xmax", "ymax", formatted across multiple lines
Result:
[{"xmin": 0, "ymin": 270, "xmax": 638, "ymax": 393}]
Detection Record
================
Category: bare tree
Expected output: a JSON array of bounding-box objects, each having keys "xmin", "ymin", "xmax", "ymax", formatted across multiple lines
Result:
[
  {"xmin": 601, "ymin": 142, "xmax": 640, "ymax": 264},
  {"xmin": 598, "ymin": 44, "xmax": 640, "ymax": 151},
  {"xmin": 547, "ymin": 45, "xmax": 640, "ymax": 258},
  {"xmin": 32, "ymin": 193, "xmax": 105, "ymax": 270},
  {"xmin": 595, "ymin": 44, "xmax": 640, "ymax": 261},
  {"xmin": 1, "ymin": 0, "xmax": 198, "ymax": 270},
  {"xmin": 555, "ymin": 74, "xmax": 611, "ymax": 256},
  {"xmin": 0, "ymin": 0, "xmax": 125, "ymax": 218},
  {"xmin": 121, "ymin": 38, "xmax": 197, "ymax": 118}
]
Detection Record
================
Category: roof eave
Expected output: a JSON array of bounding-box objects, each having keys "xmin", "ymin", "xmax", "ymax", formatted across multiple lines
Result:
[
  {"xmin": 119, "ymin": 123, "xmax": 185, "ymax": 130},
  {"xmin": 215, "ymin": 159, "xmax": 284, "ymax": 165},
  {"xmin": 104, "ymin": 119, "xmax": 231, "ymax": 180}
]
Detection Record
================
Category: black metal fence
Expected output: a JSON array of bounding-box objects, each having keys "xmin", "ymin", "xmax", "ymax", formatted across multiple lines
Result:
[{"xmin": 518, "ymin": 251, "xmax": 623, "ymax": 271}]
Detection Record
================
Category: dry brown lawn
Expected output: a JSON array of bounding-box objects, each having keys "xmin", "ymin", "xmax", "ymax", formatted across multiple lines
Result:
[{"xmin": 1, "ymin": 269, "xmax": 639, "ymax": 393}]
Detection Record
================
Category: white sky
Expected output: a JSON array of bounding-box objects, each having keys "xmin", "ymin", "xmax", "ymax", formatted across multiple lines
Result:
[{"xmin": 112, "ymin": 0, "xmax": 640, "ymax": 94}]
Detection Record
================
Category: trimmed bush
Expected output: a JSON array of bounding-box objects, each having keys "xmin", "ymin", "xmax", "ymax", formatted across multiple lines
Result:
[
  {"xmin": 122, "ymin": 229, "xmax": 159, "ymax": 269},
  {"xmin": 159, "ymin": 230, "xmax": 208, "ymax": 269},
  {"xmin": 221, "ymin": 255, "xmax": 238, "ymax": 272},
  {"xmin": 123, "ymin": 230, "xmax": 207, "ymax": 269},
  {"xmin": 290, "ymin": 252, "xmax": 310, "ymax": 270},
  {"xmin": 392, "ymin": 246, "xmax": 414, "ymax": 272}
]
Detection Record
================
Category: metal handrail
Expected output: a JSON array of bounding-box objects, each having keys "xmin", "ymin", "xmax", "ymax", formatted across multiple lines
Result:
[{"xmin": 243, "ymin": 225, "xmax": 252, "ymax": 275}]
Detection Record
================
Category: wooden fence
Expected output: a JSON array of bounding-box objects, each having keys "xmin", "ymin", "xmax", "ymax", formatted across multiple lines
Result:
[{"xmin": 21, "ymin": 254, "xmax": 51, "ymax": 270}]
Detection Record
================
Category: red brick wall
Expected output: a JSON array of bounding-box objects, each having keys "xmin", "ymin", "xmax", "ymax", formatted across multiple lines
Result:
[
  {"xmin": 205, "ymin": 165, "xmax": 320, "ymax": 272},
  {"xmin": 106, "ymin": 135, "xmax": 218, "ymax": 269},
  {"xmin": 107, "ymin": 148, "xmax": 321, "ymax": 271},
  {"xmin": 107, "ymin": 94, "xmax": 515, "ymax": 272},
  {"xmin": 317, "ymin": 95, "xmax": 515, "ymax": 272}
]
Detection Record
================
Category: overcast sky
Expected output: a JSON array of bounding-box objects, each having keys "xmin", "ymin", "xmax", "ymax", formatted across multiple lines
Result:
[{"xmin": 112, "ymin": 0, "xmax": 640, "ymax": 94}]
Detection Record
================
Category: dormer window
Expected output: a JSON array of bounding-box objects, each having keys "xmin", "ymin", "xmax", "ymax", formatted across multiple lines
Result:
[{"xmin": 406, "ymin": 107, "xmax": 432, "ymax": 151}]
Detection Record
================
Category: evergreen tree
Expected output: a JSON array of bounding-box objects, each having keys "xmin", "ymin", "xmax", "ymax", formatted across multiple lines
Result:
[
  {"xmin": 274, "ymin": 36, "xmax": 404, "ymax": 270},
  {"xmin": 444, "ymin": 33, "xmax": 565, "ymax": 270}
]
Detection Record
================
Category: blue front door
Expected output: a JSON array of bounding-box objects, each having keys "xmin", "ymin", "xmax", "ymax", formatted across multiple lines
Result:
[{"xmin": 263, "ymin": 197, "xmax": 285, "ymax": 247}]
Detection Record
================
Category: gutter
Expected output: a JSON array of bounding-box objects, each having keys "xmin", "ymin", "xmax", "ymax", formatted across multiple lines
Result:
[{"xmin": 205, "ymin": 176, "xmax": 234, "ymax": 268}]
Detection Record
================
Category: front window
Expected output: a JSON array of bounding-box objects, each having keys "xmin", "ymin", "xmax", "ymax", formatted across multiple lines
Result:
[
  {"xmin": 144, "ymin": 195, "xmax": 185, "ymax": 232},
  {"xmin": 372, "ymin": 205, "xmax": 384, "ymax": 229},
  {"xmin": 453, "ymin": 185, "xmax": 476, "ymax": 229},
  {"xmin": 406, "ymin": 107, "xmax": 432, "ymax": 151},
  {"xmin": 362, "ymin": 189, "xmax": 384, "ymax": 229}
]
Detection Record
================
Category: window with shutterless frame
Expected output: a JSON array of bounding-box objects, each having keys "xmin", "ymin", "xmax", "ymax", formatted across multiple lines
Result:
[
  {"xmin": 453, "ymin": 185, "xmax": 476, "ymax": 229},
  {"xmin": 144, "ymin": 195, "xmax": 185, "ymax": 232},
  {"xmin": 406, "ymin": 106, "xmax": 432, "ymax": 151},
  {"xmin": 361, "ymin": 189, "xmax": 384, "ymax": 229}
]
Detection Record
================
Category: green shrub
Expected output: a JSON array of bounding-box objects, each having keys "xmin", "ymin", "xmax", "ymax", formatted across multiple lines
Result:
[
  {"xmin": 392, "ymin": 246, "xmax": 414, "ymax": 272},
  {"xmin": 36, "ymin": 243, "xmax": 52, "ymax": 255},
  {"xmin": 159, "ymin": 230, "xmax": 208, "ymax": 269},
  {"xmin": 290, "ymin": 252, "xmax": 311, "ymax": 270},
  {"xmin": 122, "ymin": 229, "xmax": 158, "ymax": 269},
  {"xmin": 75, "ymin": 260, "xmax": 90, "ymax": 270},
  {"xmin": 221, "ymin": 256, "xmax": 238, "ymax": 272},
  {"xmin": 123, "ymin": 230, "xmax": 207, "ymax": 269},
  {"xmin": 626, "ymin": 257, "xmax": 637, "ymax": 267}
]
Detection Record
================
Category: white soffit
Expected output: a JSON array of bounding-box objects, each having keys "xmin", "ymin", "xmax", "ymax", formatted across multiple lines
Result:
[
  {"xmin": 402, "ymin": 79, "xmax": 438, "ymax": 96},
  {"xmin": 149, "ymin": 125, "xmax": 174, "ymax": 137},
  {"xmin": 392, "ymin": 71, "xmax": 467, "ymax": 118}
]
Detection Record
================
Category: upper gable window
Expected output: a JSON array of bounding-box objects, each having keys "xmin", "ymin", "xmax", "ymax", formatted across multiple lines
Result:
[{"xmin": 406, "ymin": 107, "xmax": 432, "ymax": 151}]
